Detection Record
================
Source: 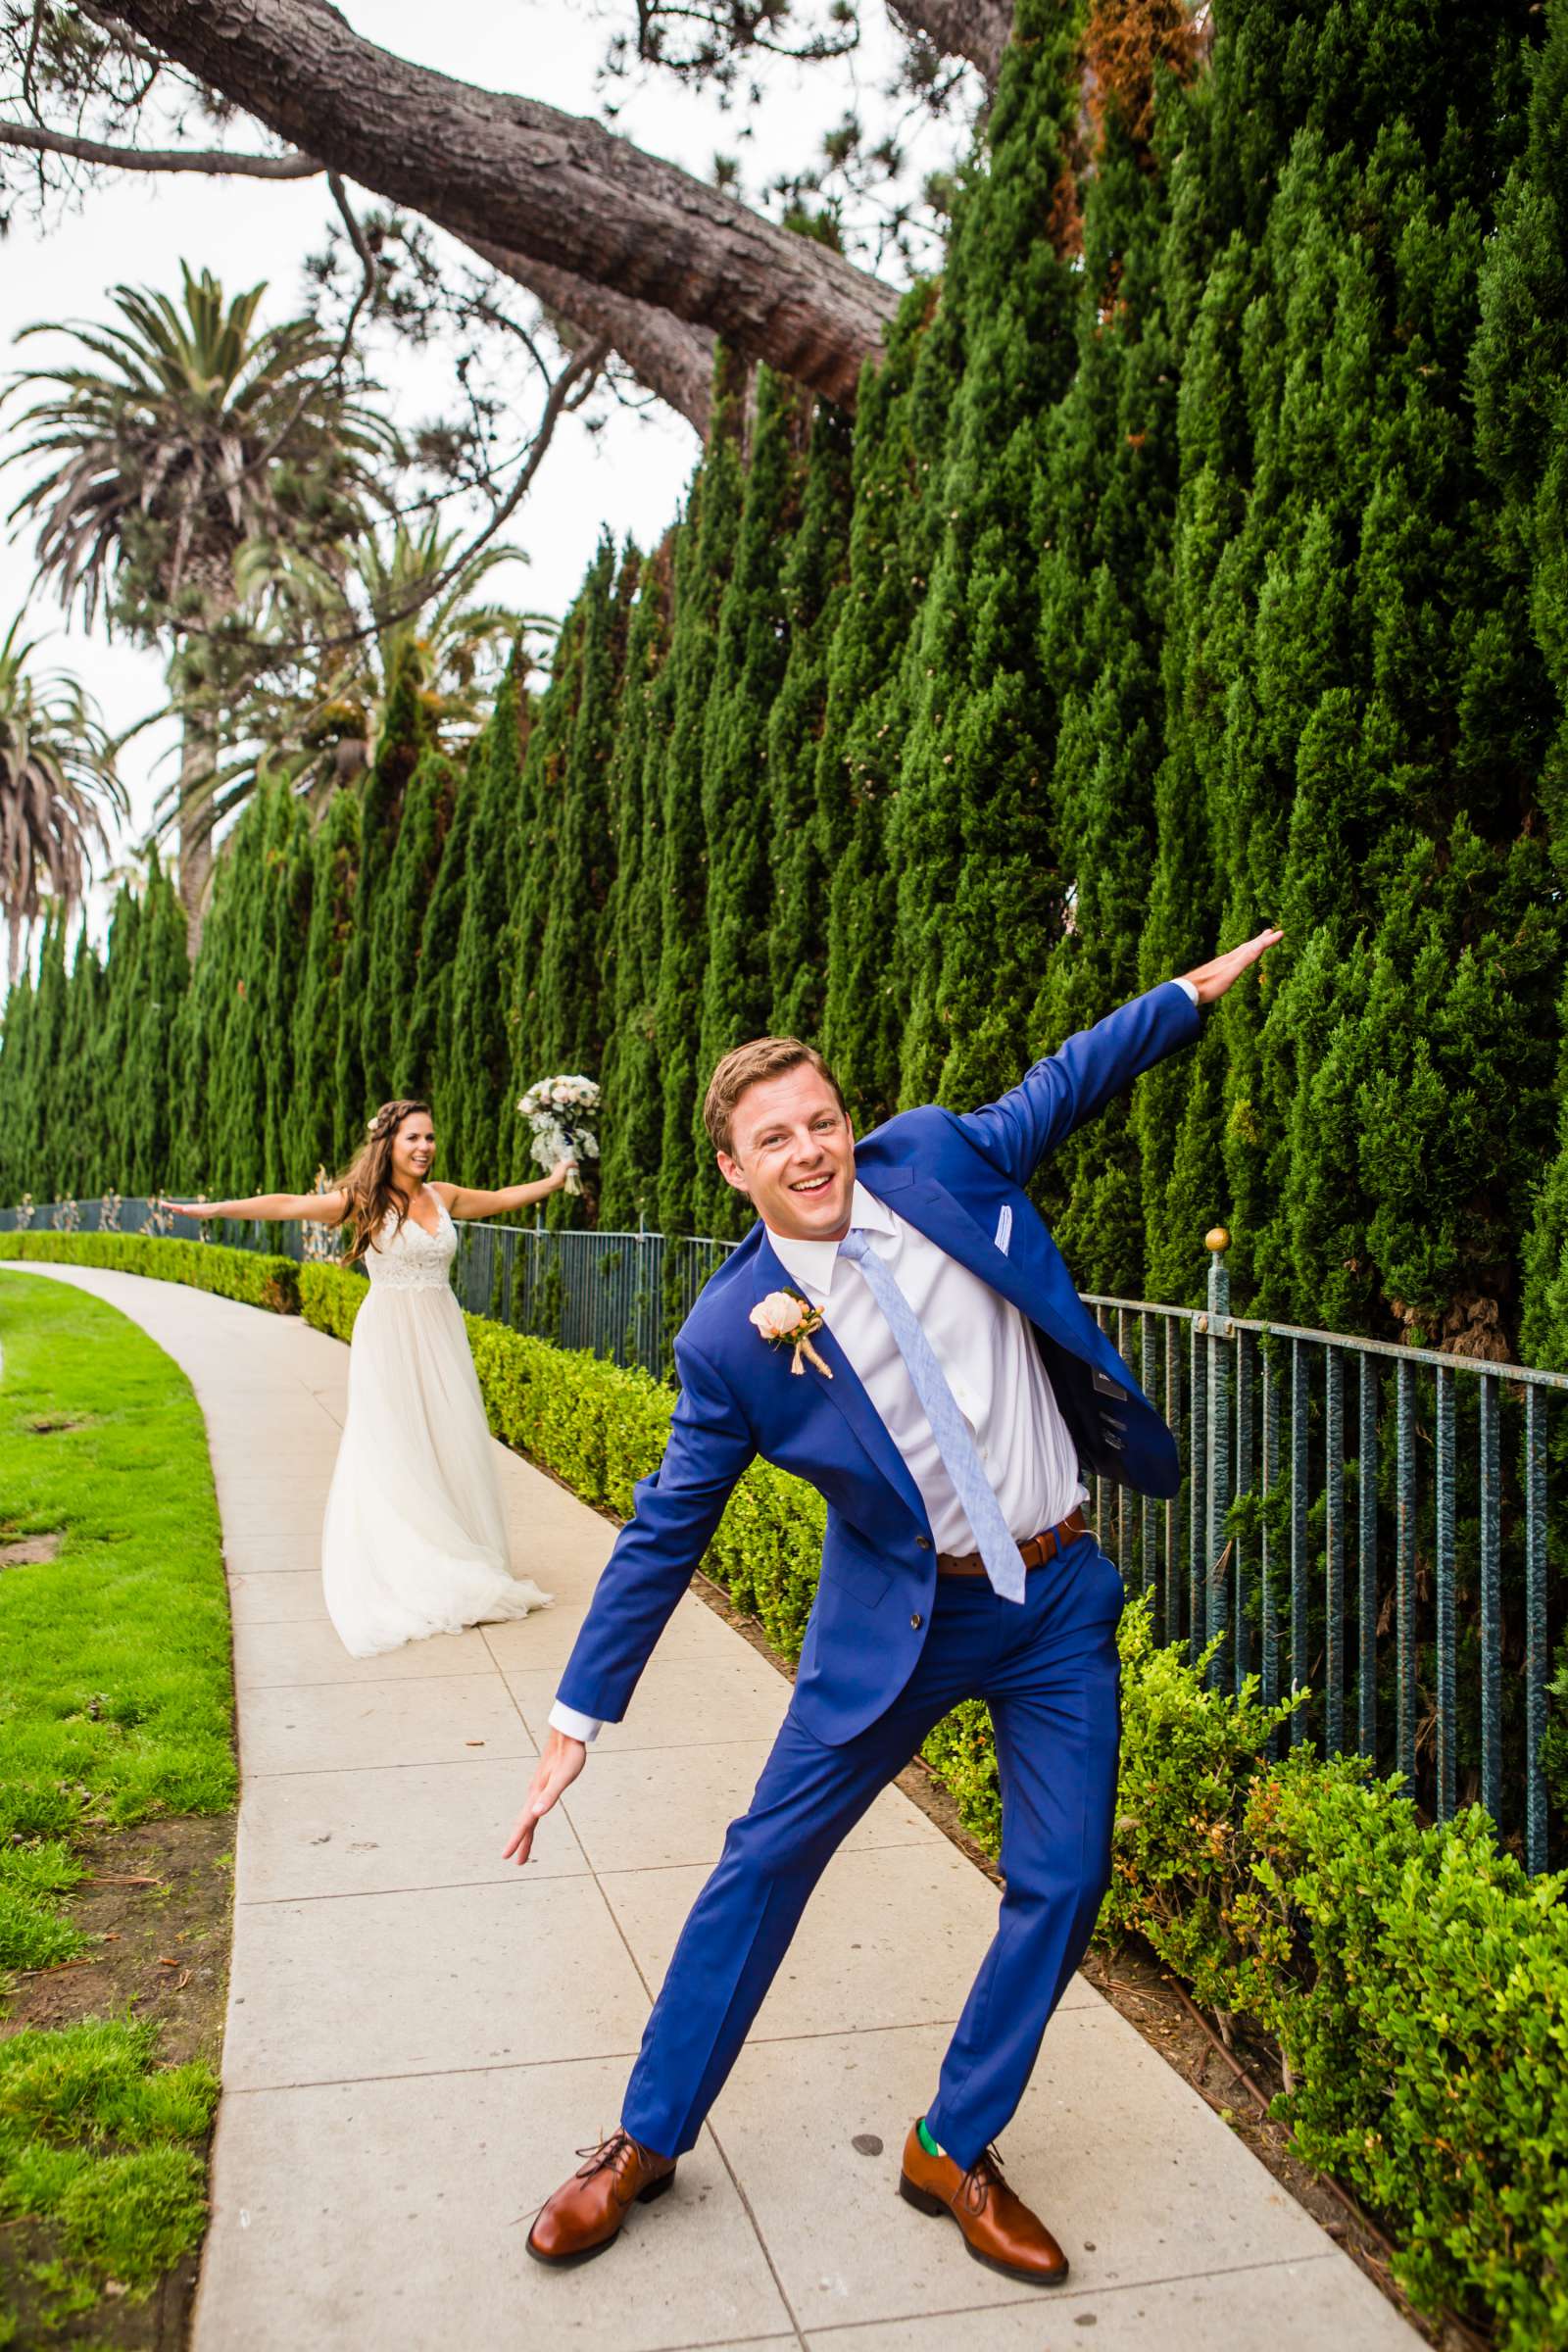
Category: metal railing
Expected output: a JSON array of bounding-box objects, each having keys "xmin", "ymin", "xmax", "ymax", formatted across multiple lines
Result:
[
  {"xmin": 3, "ymin": 1197, "xmax": 1560, "ymax": 1870},
  {"xmin": 1083, "ymin": 1231, "xmax": 1563, "ymax": 1874},
  {"xmin": 0, "ymin": 1195, "xmax": 739, "ymax": 1373}
]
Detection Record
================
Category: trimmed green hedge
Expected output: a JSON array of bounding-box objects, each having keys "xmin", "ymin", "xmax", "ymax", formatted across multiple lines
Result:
[
  {"xmin": 0, "ymin": 1231, "xmax": 299, "ymax": 1313},
  {"xmin": 297, "ymin": 1258, "xmax": 364, "ymax": 1341},
  {"xmin": 24, "ymin": 1236, "xmax": 1568, "ymax": 2342},
  {"xmin": 1098, "ymin": 1611, "xmax": 1568, "ymax": 2346}
]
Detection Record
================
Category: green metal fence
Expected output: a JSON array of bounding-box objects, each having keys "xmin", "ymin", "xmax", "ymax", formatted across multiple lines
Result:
[{"xmin": 4, "ymin": 1196, "xmax": 1559, "ymax": 1870}]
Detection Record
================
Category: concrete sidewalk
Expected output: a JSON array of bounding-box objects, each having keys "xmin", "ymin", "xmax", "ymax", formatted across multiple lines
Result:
[{"xmin": 11, "ymin": 1264, "xmax": 1423, "ymax": 2352}]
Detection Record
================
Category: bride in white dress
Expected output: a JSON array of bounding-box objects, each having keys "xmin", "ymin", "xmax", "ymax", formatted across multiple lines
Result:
[{"xmin": 167, "ymin": 1098, "xmax": 571, "ymax": 1656}]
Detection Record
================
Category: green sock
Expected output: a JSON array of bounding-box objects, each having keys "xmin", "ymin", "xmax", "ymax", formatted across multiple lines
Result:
[{"xmin": 916, "ymin": 2117, "xmax": 945, "ymax": 2159}]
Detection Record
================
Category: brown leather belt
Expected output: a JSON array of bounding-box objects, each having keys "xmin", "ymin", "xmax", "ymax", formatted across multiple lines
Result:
[{"xmin": 936, "ymin": 1505, "xmax": 1089, "ymax": 1579}]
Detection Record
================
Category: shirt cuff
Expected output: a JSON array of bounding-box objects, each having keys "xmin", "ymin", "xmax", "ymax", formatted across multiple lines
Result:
[
  {"xmin": 548, "ymin": 1700, "xmax": 603, "ymax": 1745},
  {"xmin": 1172, "ymin": 976, "xmax": 1200, "ymax": 1005}
]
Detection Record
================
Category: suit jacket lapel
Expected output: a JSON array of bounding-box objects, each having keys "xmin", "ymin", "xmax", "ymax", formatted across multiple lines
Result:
[
  {"xmin": 753, "ymin": 1232, "xmax": 931, "ymax": 1537},
  {"xmin": 874, "ymin": 1169, "xmax": 1054, "ymax": 1336}
]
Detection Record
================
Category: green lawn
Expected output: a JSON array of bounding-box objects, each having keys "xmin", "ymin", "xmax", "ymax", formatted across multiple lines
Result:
[
  {"xmin": 0, "ymin": 1274, "xmax": 236, "ymax": 1860},
  {"xmin": 0, "ymin": 1271, "xmax": 235, "ymax": 2335}
]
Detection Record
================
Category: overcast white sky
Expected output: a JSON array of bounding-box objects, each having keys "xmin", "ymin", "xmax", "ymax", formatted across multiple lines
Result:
[{"xmin": 1, "ymin": 2, "xmax": 968, "ymax": 936}]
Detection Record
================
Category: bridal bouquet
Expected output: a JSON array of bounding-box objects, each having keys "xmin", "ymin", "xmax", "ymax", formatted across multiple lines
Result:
[{"xmin": 516, "ymin": 1073, "xmax": 601, "ymax": 1196}]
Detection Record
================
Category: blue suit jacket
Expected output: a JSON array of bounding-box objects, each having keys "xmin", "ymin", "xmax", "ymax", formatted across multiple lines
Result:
[{"xmin": 556, "ymin": 980, "xmax": 1201, "ymax": 1744}]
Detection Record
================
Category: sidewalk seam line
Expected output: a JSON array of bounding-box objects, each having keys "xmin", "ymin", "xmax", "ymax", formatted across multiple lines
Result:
[
  {"xmin": 235, "ymin": 1839, "xmax": 927, "ymax": 1903},
  {"xmin": 800, "ymin": 2246, "xmax": 1346, "ymax": 2335}
]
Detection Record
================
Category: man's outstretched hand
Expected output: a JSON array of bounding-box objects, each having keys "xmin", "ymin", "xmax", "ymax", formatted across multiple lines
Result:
[
  {"xmin": 1182, "ymin": 925, "xmax": 1284, "ymax": 1005},
  {"xmin": 503, "ymin": 1729, "xmax": 587, "ymax": 1866}
]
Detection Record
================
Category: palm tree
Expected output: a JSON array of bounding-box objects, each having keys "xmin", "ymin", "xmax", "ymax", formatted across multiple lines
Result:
[
  {"xmin": 2, "ymin": 264, "xmax": 399, "ymax": 945},
  {"xmin": 188, "ymin": 514, "xmax": 558, "ymax": 828},
  {"xmin": 0, "ymin": 615, "xmax": 126, "ymax": 987},
  {"xmin": 349, "ymin": 515, "xmax": 554, "ymax": 746}
]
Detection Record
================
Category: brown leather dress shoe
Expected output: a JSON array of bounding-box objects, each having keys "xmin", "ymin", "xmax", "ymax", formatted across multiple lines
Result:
[
  {"xmin": 525, "ymin": 2130, "xmax": 676, "ymax": 2265},
  {"xmin": 898, "ymin": 2121, "xmax": 1069, "ymax": 2285}
]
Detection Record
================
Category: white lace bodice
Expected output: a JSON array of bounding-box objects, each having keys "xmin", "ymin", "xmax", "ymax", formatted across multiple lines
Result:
[{"xmin": 364, "ymin": 1194, "xmax": 458, "ymax": 1293}]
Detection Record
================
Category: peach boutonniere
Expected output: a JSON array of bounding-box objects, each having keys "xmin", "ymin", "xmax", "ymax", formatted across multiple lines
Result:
[{"xmin": 750, "ymin": 1288, "xmax": 833, "ymax": 1378}]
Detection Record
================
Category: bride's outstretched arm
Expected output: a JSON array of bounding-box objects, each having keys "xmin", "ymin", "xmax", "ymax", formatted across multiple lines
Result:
[
  {"xmin": 161, "ymin": 1189, "xmax": 349, "ymax": 1223},
  {"xmin": 437, "ymin": 1160, "xmax": 573, "ymax": 1219}
]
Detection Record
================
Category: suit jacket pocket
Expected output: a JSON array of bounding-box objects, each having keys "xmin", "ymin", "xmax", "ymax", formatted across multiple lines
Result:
[
  {"xmin": 819, "ymin": 1550, "xmax": 893, "ymax": 1609},
  {"xmin": 994, "ymin": 1202, "xmax": 1013, "ymax": 1256}
]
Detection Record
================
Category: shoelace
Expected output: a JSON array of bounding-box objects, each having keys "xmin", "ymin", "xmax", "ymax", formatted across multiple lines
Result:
[
  {"xmin": 521, "ymin": 2132, "xmax": 635, "ymax": 2229},
  {"xmin": 959, "ymin": 2143, "xmax": 1007, "ymax": 2215},
  {"xmin": 572, "ymin": 2130, "xmax": 638, "ymax": 2182}
]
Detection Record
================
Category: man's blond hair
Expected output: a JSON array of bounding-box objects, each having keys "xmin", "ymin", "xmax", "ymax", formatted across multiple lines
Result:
[{"xmin": 703, "ymin": 1037, "xmax": 848, "ymax": 1157}]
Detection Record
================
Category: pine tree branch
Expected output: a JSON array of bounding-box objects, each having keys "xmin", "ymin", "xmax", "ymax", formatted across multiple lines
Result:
[
  {"xmin": 466, "ymin": 240, "xmax": 713, "ymax": 440},
  {"xmin": 93, "ymin": 0, "xmax": 899, "ymax": 404},
  {"xmin": 20, "ymin": 4, "xmax": 47, "ymax": 120},
  {"xmin": 163, "ymin": 333, "xmax": 611, "ymax": 694},
  {"xmin": 316, "ymin": 334, "xmax": 612, "ymax": 654},
  {"xmin": 0, "ymin": 117, "xmax": 323, "ymax": 174},
  {"xmin": 0, "ymin": 110, "xmax": 711, "ymax": 431},
  {"xmin": 327, "ymin": 169, "xmax": 377, "ymax": 367},
  {"xmin": 886, "ymin": 0, "xmax": 1013, "ymax": 85}
]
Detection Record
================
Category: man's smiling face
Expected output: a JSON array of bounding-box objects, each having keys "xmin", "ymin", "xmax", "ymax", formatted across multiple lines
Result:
[{"xmin": 716, "ymin": 1064, "xmax": 857, "ymax": 1244}]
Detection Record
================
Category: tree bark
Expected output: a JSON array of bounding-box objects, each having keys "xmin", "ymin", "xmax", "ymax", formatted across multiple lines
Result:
[
  {"xmin": 99, "ymin": 0, "xmax": 900, "ymax": 405},
  {"xmin": 467, "ymin": 241, "xmax": 714, "ymax": 440},
  {"xmin": 0, "ymin": 122, "xmax": 713, "ymax": 430},
  {"xmin": 0, "ymin": 118, "xmax": 322, "ymax": 174},
  {"xmin": 887, "ymin": 0, "xmax": 1014, "ymax": 85}
]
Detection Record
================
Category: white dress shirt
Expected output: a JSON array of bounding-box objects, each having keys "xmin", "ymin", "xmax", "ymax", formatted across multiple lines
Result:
[
  {"xmin": 550, "ymin": 977, "xmax": 1200, "ymax": 1746},
  {"xmin": 780, "ymin": 1178, "xmax": 1087, "ymax": 1547}
]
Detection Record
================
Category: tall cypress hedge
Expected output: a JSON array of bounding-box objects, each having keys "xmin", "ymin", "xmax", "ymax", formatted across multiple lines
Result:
[
  {"xmin": 363, "ymin": 745, "xmax": 460, "ymax": 1101},
  {"xmin": 6, "ymin": 0, "xmax": 1567, "ymax": 1374},
  {"xmin": 597, "ymin": 548, "xmax": 674, "ymax": 1230},
  {"xmin": 814, "ymin": 282, "xmax": 955, "ymax": 1132},
  {"xmin": 442, "ymin": 653, "xmax": 532, "ymax": 1186},
  {"xmin": 763, "ymin": 397, "xmax": 853, "ymax": 1050},
  {"xmin": 286, "ymin": 783, "xmax": 360, "ymax": 1184},
  {"xmin": 888, "ymin": 0, "xmax": 1084, "ymax": 1119},
  {"xmin": 691, "ymin": 368, "xmax": 812, "ymax": 1236},
  {"xmin": 521, "ymin": 536, "xmax": 634, "ymax": 1211},
  {"xmin": 336, "ymin": 647, "xmax": 430, "ymax": 1150},
  {"xmin": 653, "ymin": 361, "xmax": 747, "ymax": 1239}
]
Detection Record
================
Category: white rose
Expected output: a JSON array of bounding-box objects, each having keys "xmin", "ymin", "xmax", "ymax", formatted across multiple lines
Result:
[{"xmin": 750, "ymin": 1291, "xmax": 810, "ymax": 1342}]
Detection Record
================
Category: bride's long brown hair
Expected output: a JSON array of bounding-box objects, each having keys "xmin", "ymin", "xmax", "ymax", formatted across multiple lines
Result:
[{"xmin": 333, "ymin": 1099, "xmax": 433, "ymax": 1266}]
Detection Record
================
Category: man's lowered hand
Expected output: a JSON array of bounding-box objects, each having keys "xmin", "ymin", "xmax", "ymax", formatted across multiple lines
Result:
[{"xmin": 503, "ymin": 1729, "xmax": 587, "ymax": 1866}]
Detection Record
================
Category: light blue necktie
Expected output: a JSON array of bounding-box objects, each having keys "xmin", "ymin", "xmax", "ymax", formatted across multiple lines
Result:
[{"xmin": 837, "ymin": 1229, "xmax": 1025, "ymax": 1604}]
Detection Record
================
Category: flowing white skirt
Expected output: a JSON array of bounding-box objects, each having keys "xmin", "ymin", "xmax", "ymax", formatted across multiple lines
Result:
[{"xmin": 321, "ymin": 1282, "xmax": 552, "ymax": 1657}]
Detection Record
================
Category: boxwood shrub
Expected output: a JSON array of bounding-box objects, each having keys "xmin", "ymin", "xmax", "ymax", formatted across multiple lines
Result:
[{"xmin": 16, "ymin": 1234, "xmax": 1568, "ymax": 2342}]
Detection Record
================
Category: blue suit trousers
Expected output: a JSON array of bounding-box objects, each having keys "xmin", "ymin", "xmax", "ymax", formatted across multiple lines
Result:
[{"xmin": 620, "ymin": 1532, "xmax": 1125, "ymax": 2171}]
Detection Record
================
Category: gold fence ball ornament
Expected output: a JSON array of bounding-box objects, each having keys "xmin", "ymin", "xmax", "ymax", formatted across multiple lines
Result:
[{"xmin": 1204, "ymin": 1226, "xmax": 1231, "ymax": 1253}]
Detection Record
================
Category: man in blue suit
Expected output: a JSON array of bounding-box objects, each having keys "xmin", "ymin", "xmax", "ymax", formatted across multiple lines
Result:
[{"xmin": 510, "ymin": 928, "xmax": 1280, "ymax": 2280}]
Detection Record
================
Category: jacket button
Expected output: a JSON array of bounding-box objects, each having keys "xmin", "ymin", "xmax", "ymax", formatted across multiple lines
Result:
[
  {"xmin": 915, "ymin": 1537, "xmax": 931, "ymax": 1550},
  {"xmin": 910, "ymin": 1612, "xmax": 923, "ymax": 1631}
]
